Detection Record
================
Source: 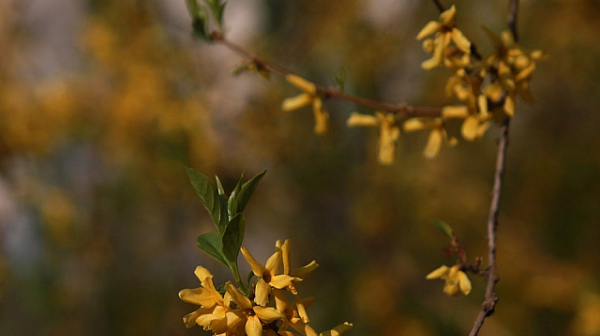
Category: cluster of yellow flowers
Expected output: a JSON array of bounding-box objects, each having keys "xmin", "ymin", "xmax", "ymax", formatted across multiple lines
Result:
[
  {"xmin": 281, "ymin": 5, "xmax": 543, "ymax": 166},
  {"xmin": 179, "ymin": 240, "xmax": 352, "ymax": 336}
]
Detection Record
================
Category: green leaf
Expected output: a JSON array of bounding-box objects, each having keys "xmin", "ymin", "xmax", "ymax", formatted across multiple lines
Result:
[
  {"xmin": 215, "ymin": 2, "xmax": 227, "ymax": 25},
  {"xmin": 185, "ymin": 167, "xmax": 228, "ymax": 233},
  {"xmin": 334, "ymin": 66, "xmax": 346, "ymax": 92},
  {"xmin": 230, "ymin": 170, "xmax": 266, "ymax": 215},
  {"xmin": 227, "ymin": 174, "xmax": 244, "ymax": 218},
  {"xmin": 215, "ymin": 176, "xmax": 226, "ymax": 196},
  {"xmin": 192, "ymin": 16, "xmax": 209, "ymax": 40},
  {"xmin": 197, "ymin": 232, "xmax": 228, "ymax": 266},
  {"xmin": 433, "ymin": 219, "xmax": 454, "ymax": 238},
  {"xmin": 221, "ymin": 213, "xmax": 246, "ymax": 266}
]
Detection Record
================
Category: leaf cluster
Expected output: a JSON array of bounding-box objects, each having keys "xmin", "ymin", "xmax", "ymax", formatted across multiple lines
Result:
[
  {"xmin": 185, "ymin": 167, "xmax": 265, "ymax": 292},
  {"xmin": 185, "ymin": 0, "xmax": 226, "ymax": 41}
]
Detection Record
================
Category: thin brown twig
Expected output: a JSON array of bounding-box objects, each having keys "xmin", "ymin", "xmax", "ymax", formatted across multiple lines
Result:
[
  {"xmin": 431, "ymin": 0, "xmax": 445, "ymax": 12},
  {"xmin": 211, "ymin": 32, "xmax": 442, "ymax": 118},
  {"xmin": 467, "ymin": 1, "xmax": 519, "ymax": 334},
  {"xmin": 468, "ymin": 118, "xmax": 509, "ymax": 336}
]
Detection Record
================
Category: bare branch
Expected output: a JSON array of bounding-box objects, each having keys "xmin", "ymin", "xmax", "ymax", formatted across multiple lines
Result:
[
  {"xmin": 508, "ymin": 0, "xmax": 520, "ymax": 41},
  {"xmin": 211, "ymin": 33, "xmax": 442, "ymax": 118},
  {"xmin": 431, "ymin": 0, "xmax": 445, "ymax": 13}
]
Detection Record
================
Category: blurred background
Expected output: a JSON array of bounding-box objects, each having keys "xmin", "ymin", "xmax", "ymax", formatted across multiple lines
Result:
[{"xmin": 1, "ymin": 0, "xmax": 599, "ymax": 335}]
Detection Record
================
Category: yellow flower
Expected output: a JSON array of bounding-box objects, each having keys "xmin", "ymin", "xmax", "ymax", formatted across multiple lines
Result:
[
  {"xmin": 442, "ymin": 96, "xmax": 491, "ymax": 142},
  {"xmin": 282, "ymin": 74, "xmax": 329, "ymax": 134},
  {"xmin": 403, "ymin": 118, "xmax": 457, "ymax": 158},
  {"xmin": 179, "ymin": 266, "xmax": 244, "ymax": 332},
  {"xmin": 280, "ymin": 239, "xmax": 319, "ymax": 322},
  {"xmin": 273, "ymin": 289, "xmax": 316, "ymax": 333},
  {"xmin": 416, "ymin": 5, "xmax": 471, "ymax": 70},
  {"xmin": 241, "ymin": 244, "xmax": 299, "ymax": 307},
  {"xmin": 225, "ymin": 282, "xmax": 285, "ymax": 336},
  {"xmin": 347, "ymin": 112, "xmax": 400, "ymax": 165},
  {"xmin": 426, "ymin": 265, "xmax": 472, "ymax": 296}
]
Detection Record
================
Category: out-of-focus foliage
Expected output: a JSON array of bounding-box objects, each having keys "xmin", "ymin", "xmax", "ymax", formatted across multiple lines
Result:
[{"xmin": 0, "ymin": 0, "xmax": 600, "ymax": 336}]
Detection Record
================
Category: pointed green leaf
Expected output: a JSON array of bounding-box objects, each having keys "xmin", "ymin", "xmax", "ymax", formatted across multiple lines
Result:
[
  {"xmin": 197, "ymin": 232, "xmax": 228, "ymax": 266},
  {"xmin": 230, "ymin": 170, "xmax": 266, "ymax": 215},
  {"xmin": 227, "ymin": 174, "xmax": 244, "ymax": 217},
  {"xmin": 222, "ymin": 214, "xmax": 246, "ymax": 265},
  {"xmin": 215, "ymin": 176, "xmax": 226, "ymax": 196},
  {"xmin": 216, "ymin": 2, "xmax": 227, "ymax": 25},
  {"xmin": 334, "ymin": 66, "xmax": 346, "ymax": 92},
  {"xmin": 185, "ymin": 167, "xmax": 228, "ymax": 232},
  {"xmin": 433, "ymin": 219, "xmax": 454, "ymax": 238}
]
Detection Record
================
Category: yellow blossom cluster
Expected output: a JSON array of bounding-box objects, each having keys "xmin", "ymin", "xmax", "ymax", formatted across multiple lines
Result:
[
  {"xmin": 281, "ymin": 5, "xmax": 542, "ymax": 165},
  {"xmin": 179, "ymin": 240, "xmax": 352, "ymax": 336},
  {"xmin": 426, "ymin": 264, "xmax": 472, "ymax": 296}
]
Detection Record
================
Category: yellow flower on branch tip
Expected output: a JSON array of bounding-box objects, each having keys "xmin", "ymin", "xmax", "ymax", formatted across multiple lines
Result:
[
  {"xmin": 179, "ymin": 266, "xmax": 224, "ymax": 308},
  {"xmin": 225, "ymin": 282, "xmax": 285, "ymax": 336},
  {"xmin": 426, "ymin": 265, "xmax": 472, "ymax": 296},
  {"xmin": 416, "ymin": 5, "xmax": 471, "ymax": 70},
  {"xmin": 273, "ymin": 289, "xmax": 316, "ymax": 333},
  {"xmin": 241, "ymin": 245, "xmax": 299, "ymax": 307},
  {"xmin": 403, "ymin": 118, "xmax": 457, "ymax": 158},
  {"xmin": 347, "ymin": 112, "xmax": 399, "ymax": 165},
  {"xmin": 282, "ymin": 74, "xmax": 329, "ymax": 134}
]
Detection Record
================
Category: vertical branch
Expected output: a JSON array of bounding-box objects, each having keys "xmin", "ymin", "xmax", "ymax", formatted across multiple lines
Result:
[
  {"xmin": 508, "ymin": 0, "xmax": 520, "ymax": 41},
  {"xmin": 468, "ymin": 1, "xmax": 519, "ymax": 335},
  {"xmin": 468, "ymin": 119, "xmax": 509, "ymax": 336},
  {"xmin": 431, "ymin": 0, "xmax": 445, "ymax": 13}
]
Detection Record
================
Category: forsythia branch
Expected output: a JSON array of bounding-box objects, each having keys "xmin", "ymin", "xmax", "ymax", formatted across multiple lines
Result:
[{"xmin": 210, "ymin": 32, "xmax": 443, "ymax": 118}]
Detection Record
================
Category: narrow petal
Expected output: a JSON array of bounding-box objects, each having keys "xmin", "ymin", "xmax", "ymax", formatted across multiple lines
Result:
[
  {"xmin": 443, "ymin": 282, "xmax": 460, "ymax": 296},
  {"xmin": 320, "ymin": 322, "xmax": 354, "ymax": 336},
  {"xmin": 426, "ymin": 265, "xmax": 449, "ymax": 279},
  {"xmin": 245, "ymin": 315, "xmax": 263, "ymax": 336},
  {"xmin": 312, "ymin": 99, "xmax": 329, "ymax": 134},
  {"xmin": 403, "ymin": 118, "xmax": 428, "ymax": 132},
  {"xmin": 241, "ymin": 246, "xmax": 267, "ymax": 277},
  {"xmin": 225, "ymin": 282, "xmax": 253, "ymax": 310},
  {"xmin": 458, "ymin": 271, "xmax": 472, "ymax": 295},
  {"xmin": 424, "ymin": 129, "xmax": 442, "ymax": 159},
  {"xmin": 416, "ymin": 21, "xmax": 441, "ymax": 40},
  {"xmin": 281, "ymin": 240, "xmax": 291, "ymax": 275},
  {"xmin": 254, "ymin": 306, "xmax": 285, "ymax": 322},
  {"xmin": 442, "ymin": 105, "xmax": 469, "ymax": 118},
  {"xmin": 273, "ymin": 289, "xmax": 289, "ymax": 313},
  {"xmin": 291, "ymin": 260, "xmax": 319, "ymax": 279},
  {"xmin": 183, "ymin": 309, "xmax": 204, "ymax": 328},
  {"xmin": 461, "ymin": 115, "xmax": 479, "ymax": 141},
  {"xmin": 286, "ymin": 74, "xmax": 317, "ymax": 94},
  {"xmin": 451, "ymin": 28, "xmax": 471, "ymax": 53},
  {"xmin": 254, "ymin": 278, "xmax": 272, "ymax": 307},
  {"xmin": 270, "ymin": 274, "xmax": 299, "ymax": 289},
  {"xmin": 421, "ymin": 56, "xmax": 441, "ymax": 70},
  {"xmin": 282, "ymin": 93, "xmax": 313, "ymax": 111},
  {"xmin": 477, "ymin": 95, "xmax": 489, "ymax": 119},
  {"xmin": 265, "ymin": 250, "xmax": 282, "ymax": 275},
  {"xmin": 439, "ymin": 5, "xmax": 457, "ymax": 26},
  {"xmin": 503, "ymin": 95, "xmax": 515, "ymax": 117},
  {"xmin": 295, "ymin": 293, "xmax": 310, "ymax": 323},
  {"xmin": 476, "ymin": 121, "xmax": 490, "ymax": 138},
  {"xmin": 515, "ymin": 63, "xmax": 536, "ymax": 82},
  {"xmin": 377, "ymin": 125, "xmax": 399, "ymax": 165},
  {"xmin": 179, "ymin": 288, "xmax": 221, "ymax": 307},
  {"xmin": 346, "ymin": 112, "xmax": 377, "ymax": 127}
]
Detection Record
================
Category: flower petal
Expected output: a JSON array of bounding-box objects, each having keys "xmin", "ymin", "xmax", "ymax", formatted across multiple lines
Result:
[
  {"xmin": 282, "ymin": 93, "xmax": 313, "ymax": 111},
  {"xmin": 320, "ymin": 322, "xmax": 354, "ymax": 336},
  {"xmin": 254, "ymin": 306, "xmax": 285, "ymax": 322},
  {"xmin": 245, "ymin": 315, "xmax": 263, "ymax": 336},
  {"xmin": 426, "ymin": 265, "xmax": 449, "ymax": 279},
  {"xmin": 424, "ymin": 129, "xmax": 442, "ymax": 159},
  {"xmin": 295, "ymin": 293, "xmax": 310, "ymax": 323},
  {"xmin": 442, "ymin": 105, "xmax": 469, "ymax": 118},
  {"xmin": 291, "ymin": 260, "xmax": 319, "ymax": 279},
  {"xmin": 225, "ymin": 282, "xmax": 253, "ymax": 310},
  {"xmin": 451, "ymin": 28, "xmax": 471, "ymax": 53},
  {"xmin": 286, "ymin": 74, "xmax": 317, "ymax": 94},
  {"xmin": 241, "ymin": 246, "xmax": 267, "ymax": 277},
  {"xmin": 439, "ymin": 5, "xmax": 457, "ymax": 26},
  {"xmin": 503, "ymin": 95, "xmax": 515, "ymax": 117},
  {"xmin": 312, "ymin": 98, "xmax": 329, "ymax": 134},
  {"xmin": 254, "ymin": 278, "xmax": 272, "ymax": 307},
  {"xmin": 416, "ymin": 21, "xmax": 441, "ymax": 40},
  {"xmin": 458, "ymin": 271, "xmax": 472, "ymax": 295},
  {"xmin": 179, "ymin": 288, "xmax": 221, "ymax": 307},
  {"xmin": 281, "ymin": 240, "xmax": 291, "ymax": 275},
  {"xmin": 403, "ymin": 118, "xmax": 428, "ymax": 132},
  {"xmin": 461, "ymin": 115, "xmax": 479, "ymax": 141},
  {"xmin": 346, "ymin": 113, "xmax": 377, "ymax": 127},
  {"xmin": 477, "ymin": 95, "xmax": 489, "ymax": 119}
]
